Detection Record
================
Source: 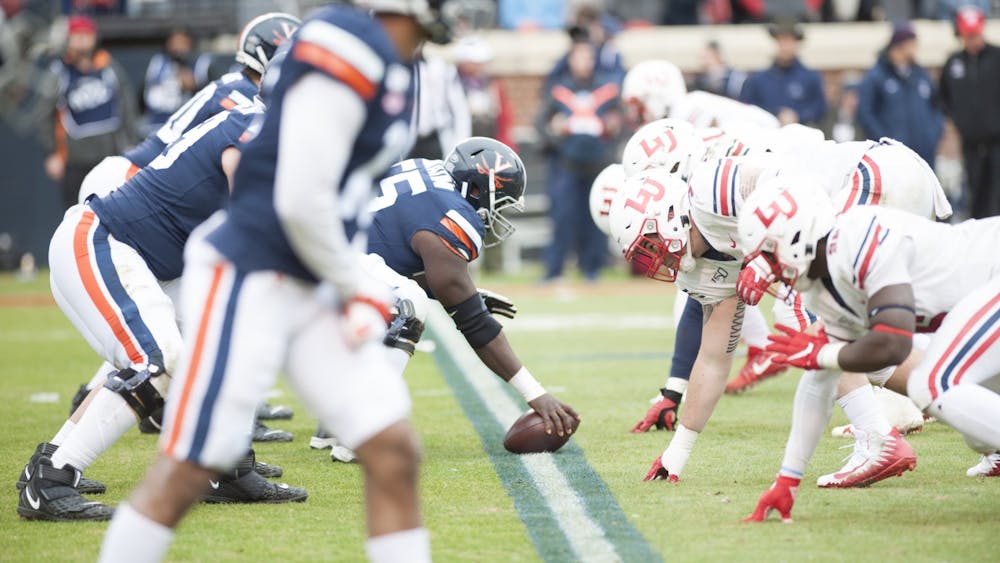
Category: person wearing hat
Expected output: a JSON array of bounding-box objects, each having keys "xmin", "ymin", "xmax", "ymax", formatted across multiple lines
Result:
[
  {"xmin": 856, "ymin": 22, "xmax": 943, "ymax": 169},
  {"xmin": 940, "ymin": 6, "xmax": 1000, "ymax": 219},
  {"xmin": 739, "ymin": 21, "xmax": 827, "ymax": 127},
  {"xmin": 38, "ymin": 15, "xmax": 139, "ymax": 210}
]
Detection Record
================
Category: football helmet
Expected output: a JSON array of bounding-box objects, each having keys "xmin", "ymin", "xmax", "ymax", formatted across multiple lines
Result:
[
  {"xmin": 444, "ymin": 137, "xmax": 526, "ymax": 246},
  {"xmin": 589, "ymin": 163, "xmax": 627, "ymax": 235},
  {"xmin": 737, "ymin": 175, "xmax": 836, "ymax": 293},
  {"xmin": 235, "ymin": 12, "xmax": 301, "ymax": 75},
  {"xmin": 621, "ymin": 60, "xmax": 687, "ymax": 125},
  {"xmin": 622, "ymin": 118, "xmax": 706, "ymax": 180},
  {"xmin": 607, "ymin": 169, "xmax": 694, "ymax": 282},
  {"xmin": 357, "ymin": 0, "xmax": 454, "ymax": 44}
]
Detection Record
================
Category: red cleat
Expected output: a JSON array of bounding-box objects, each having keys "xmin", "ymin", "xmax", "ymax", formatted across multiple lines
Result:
[
  {"xmin": 967, "ymin": 453, "xmax": 1000, "ymax": 477},
  {"xmin": 725, "ymin": 347, "xmax": 788, "ymax": 394},
  {"xmin": 817, "ymin": 428, "xmax": 916, "ymax": 488}
]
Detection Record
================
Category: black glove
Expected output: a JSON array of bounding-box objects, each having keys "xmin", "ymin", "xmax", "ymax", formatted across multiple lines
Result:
[{"xmin": 479, "ymin": 288, "xmax": 517, "ymax": 319}]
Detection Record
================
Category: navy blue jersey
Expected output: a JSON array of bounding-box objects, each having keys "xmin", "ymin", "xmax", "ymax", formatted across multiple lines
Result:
[
  {"xmin": 124, "ymin": 71, "xmax": 257, "ymax": 167},
  {"xmin": 91, "ymin": 99, "xmax": 264, "ymax": 280},
  {"xmin": 368, "ymin": 158, "xmax": 485, "ymax": 277},
  {"xmin": 206, "ymin": 5, "xmax": 413, "ymax": 282}
]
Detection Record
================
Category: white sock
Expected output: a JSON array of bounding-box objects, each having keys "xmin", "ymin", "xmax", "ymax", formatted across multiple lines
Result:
[
  {"xmin": 740, "ymin": 305, "xmax": 770, "ymax": 349},
  {"xmin": 50, "ymin": 420, "xmax": 76, "ymax": 446},
  {"xmin": 780, "ymin": 369, "xmax": 838, "ymax": 477},
  {"xmin": 662, "ymin": 423, "xmax": 699, "ymax": 476},
  {"xmin": 51, "ymin": 388, "xmax": 136, "ymax": 471},
  {"xmin": 88, "ymin": 361, "xmax": 116, "ymax": 389},
  {"xmin": 385, "ymin": 348, "xmax": 411, "ymax": 378},
  {"xmin": 930, "ymin": 383, "xmax": 1000, "ymax": 453},
  {"xmin": 838, "ymin": 384, "xmax": 892, "ymax": 435},
  {"xmin": 365, "ymin": 527, "xmax": 430, "ymax": 563},
  {"xmin": 99, "ymin": 502, "xmax": 174, "ymax": 563}
]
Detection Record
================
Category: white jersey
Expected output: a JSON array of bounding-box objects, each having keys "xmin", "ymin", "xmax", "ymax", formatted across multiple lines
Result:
[
  {"xmin": 671, "ymin": 90, "xmax": 780, "ymax": 130},
  {"xmin": 805, "ymin": 206, "xmax": 1000, "ymax": 341}
]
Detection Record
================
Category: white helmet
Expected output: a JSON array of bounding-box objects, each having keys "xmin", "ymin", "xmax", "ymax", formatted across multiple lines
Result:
[
  {"xmin": 698, "ymin": 127, "xmax": 756, "ymax": 161},
  {"xmin": 589, "ymin": 163, "xmax": 627, "ymax": 235},
  {"xmin": 607, "ymin": 169, "xmax": 694, "ymax": 282},
  {"xmin": 622, "ymin": 118, "xmax": 705, "ymax": 180},
  {"xmin": 737, "ymin": 175, "xmax": 836, "ymax": 292},
  {"xmin": 621, "ymin": 60, "xmax": 687, "ymax": 124}
]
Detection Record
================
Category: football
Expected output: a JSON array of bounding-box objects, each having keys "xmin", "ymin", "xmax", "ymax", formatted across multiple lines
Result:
[{"xmin": 503, "ymin": 411, "xmax": 580, "ymax": 454}]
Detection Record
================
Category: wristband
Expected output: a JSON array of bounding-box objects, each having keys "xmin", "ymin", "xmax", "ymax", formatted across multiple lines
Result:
[
  {"xmin": 509, "ymin": 367, "xmax": 546, "ymax": 402},
  {"xmin": 817, "ymin": 342, "xmax": 846, "ymax": 370}
]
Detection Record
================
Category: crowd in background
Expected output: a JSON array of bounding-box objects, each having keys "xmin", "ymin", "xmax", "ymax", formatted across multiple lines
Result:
[{"xmin": 1, "ymin": 0, "xmax": 1000, "ymax": 279}]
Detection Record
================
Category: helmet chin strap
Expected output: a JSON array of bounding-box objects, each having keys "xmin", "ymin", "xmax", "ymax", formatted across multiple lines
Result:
[{"xmin": 679, "ymin": 245, "xmax": 696, "ymax": 273}]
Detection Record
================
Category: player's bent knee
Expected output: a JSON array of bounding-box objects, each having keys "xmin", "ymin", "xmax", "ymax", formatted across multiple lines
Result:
[
  {"xmin": 906, "ymin": 369, "xmax": 933, "ymax": 411},
  {"xmin": 358, "ymin": 422, "xmax": 421, "ymax": 480},
  {"xmin": 104, "ymin": 366, "xmax": 166, "ymax": 419}
]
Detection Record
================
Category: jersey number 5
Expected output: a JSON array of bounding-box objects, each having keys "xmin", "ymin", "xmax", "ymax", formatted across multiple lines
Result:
[
  {"xmin": 753, "ymin": 190, "xmax": 798, "ymax": 228},
  {"xmin": 623, "ymin": 177, "xmax": 667, "ymax": 214}
]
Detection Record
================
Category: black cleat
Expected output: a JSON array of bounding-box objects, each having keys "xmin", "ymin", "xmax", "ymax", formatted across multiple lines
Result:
[
  {"xmin": 16, "ymin": 442, "xmax": 105, "ymax": 494},
  {"xmin": 252, "ymin": 419, "xmax": 293, "ymax": 442},
  {"xmin": 201, "ymin": 450, "xmax": 305, "ymax": 504},
  {"xmin": 256, "ymin": 402, "xmax": 294, "ymax": 421},
  {"xmin": 254, "ymin": 459, "xmax": 283, "ymax": 478},
  {"xmin": 17, "ymin": 456, "xmax": 112, "ymax": 521},
  {"xmin": 137, "ymin": 405, "xmax": 164, "ymax": 434},
  {"xmin": 309, "ymin": 425, "xmax": 335, "ymax": 449}
]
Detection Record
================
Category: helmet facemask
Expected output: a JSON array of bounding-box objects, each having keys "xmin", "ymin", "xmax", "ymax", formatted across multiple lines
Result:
[
  {"xmin": 467, "ymin": 168, "xmax": 524, "ymax": 247},
  {"xmin": 624, "ymin": 208, "xmax": 691, "ymax": 282}
]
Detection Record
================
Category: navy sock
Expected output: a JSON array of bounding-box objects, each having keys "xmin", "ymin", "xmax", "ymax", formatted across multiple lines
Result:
[{"xmin": 669, "ymin": 297, "xmax": 703, "ymax": 381}]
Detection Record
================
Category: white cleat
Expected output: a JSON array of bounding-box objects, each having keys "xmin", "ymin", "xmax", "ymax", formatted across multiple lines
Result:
[
  {"xmin": 966, "ymin": 452, "xmax": 1000, "ymax": 477},
  {"xmin": 817, "ymin": 428, "xmax": 917, "ymax": 488}
]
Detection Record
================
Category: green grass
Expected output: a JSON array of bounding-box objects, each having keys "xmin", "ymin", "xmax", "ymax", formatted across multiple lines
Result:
[{"xmin": 1, "ymin": 272, "xmax": 998, "ymax": 561}]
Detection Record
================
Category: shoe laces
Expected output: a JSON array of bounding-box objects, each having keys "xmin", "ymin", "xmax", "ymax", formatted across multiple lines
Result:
[{"xmin": 838, "ymin": 430, "xmax": 871, "ymax": 466}]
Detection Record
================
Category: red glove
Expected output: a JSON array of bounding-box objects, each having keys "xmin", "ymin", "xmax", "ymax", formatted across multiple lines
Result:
[
  {"xmin": 631, "ymin": 394, "xmax": 679, "ymax": 433},
  {"xmin": 744, "ymin": 475, "xmax": 800, "ymax": 523},
  {"xmin": 737, "ymin": 254, "xmax": 776, "ymax": 306},
  {"xmin": 765, "ymin": 324, "xmax": 831, "ymax": 370},
  {"xmin": 643, "ymin": 455, "xmax": 679, "ymax": 482}
]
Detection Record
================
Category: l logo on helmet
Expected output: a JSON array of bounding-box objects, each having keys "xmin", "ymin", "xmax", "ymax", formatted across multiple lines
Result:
[{"xmin": 753, "ymin": 190, "xmax": 798, "ymax": 228}]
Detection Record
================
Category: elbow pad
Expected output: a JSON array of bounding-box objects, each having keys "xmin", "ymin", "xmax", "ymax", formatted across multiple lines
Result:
[{"xmin": 446, "ymin": 293, "xmax": 502, "ymax": 349}]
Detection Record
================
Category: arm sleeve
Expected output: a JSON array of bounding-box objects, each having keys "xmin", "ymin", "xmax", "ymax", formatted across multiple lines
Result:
[
  {"xmin": 424, "ymin": 209, "xmax": 484, "ymax": 263},
  {"xmin": 273, "ymin": 72, "xmax": 367, "ymax": 297}
]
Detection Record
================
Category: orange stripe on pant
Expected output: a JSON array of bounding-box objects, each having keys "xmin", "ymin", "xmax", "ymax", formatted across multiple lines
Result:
[
  {"xmin": 73, "ymin": 210, "xmax": 145, "ymax": 365},
  {"xmin": 163, "ymin": 263, "xmax": 227, "ymax": 456}
]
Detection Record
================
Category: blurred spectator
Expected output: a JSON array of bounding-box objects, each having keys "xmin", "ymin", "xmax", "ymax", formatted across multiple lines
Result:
[
  {"xmin": 931, "ymin": 0, "xmax": 990, "ymax": 21},
  {"xmin": 37, "ymin": 15, "xmax": 138, "ymax": 209},
  {"xmin": 940, "ymin": 6, "xmax": 1000, "ymax": 218},
  {"xmin": 691, "ymin": 41, "xmax": 747, "ymax": 100},
  {"xmin": 823, "ymin": 71, "xmax": 865, "ymax": 142},
  {"xmin": 739, "ymin": 21, "xmax": 827, "ymax": 126},
  {"xmin": 453, "ymin": 35, "xmax": 517, "ymax": 150},
  {"xmin": 61, "ymin": 0, "xmax": 125, "ymax": 15},
  {"xmin": 499, "ymin": 0, "xmax": 567, "ymax": 29},
  {"xmin": 546, "ymin": 5, "xmax": 626, "ymax": 87},
  {"xmin": 409, "ymin": 54, "xmax": 471, "ymax": 160},
  {"xmin": 140, "ymin": 28, "xmax": 199, "ymax": 135},
  {"xmin": 535, "ymin": 39, "xmax": 623, "ymax": 282},
  {"xmin": 857, "ymin": 23, "xmax": 943, "ymax": 167}
]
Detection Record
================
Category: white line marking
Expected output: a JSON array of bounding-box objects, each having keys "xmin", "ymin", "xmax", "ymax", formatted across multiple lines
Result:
[
  {"xmin": 503, "ymin": 314, "xmax": 673, "ymax": 333},
  {"xmin": 428, "ymin": 306, "xmax": 620, "ymax": 563},
  {"xmin": 29, "ymin": 393, "xmax": 60, "ymax": 403}
]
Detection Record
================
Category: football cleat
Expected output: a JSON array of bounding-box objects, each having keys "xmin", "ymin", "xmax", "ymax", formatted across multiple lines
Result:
[
  {"xmin": 254, "ymin": 459, "xmax": 283, "ymax": 478},
  {"xmin": 725, "ymin": 347, "xmax": 788, "ymax": 394},
  {"xmin": 17, "ymin": 456, "xmax": 112, "ymax": 521},
  {"xmin": 17, "ymin": 442, "xmax": 105, "ymax": 494},
  {"xmin": 256, "ymin": 401, "xmax": 294, "ymax": 421},
  {"xmin": 137, "ymin": 405, "xmax": 164, "ymax": 434},
  {"xmin": 966, "ymin": 452, "xmax": 1000, "ymax": 477},
  {"xmin": 201, "ymin": 450, "xmax": 306, "ymax": 504},
  {"xmin": 252, "ymin": 419, "xmax": 293, "ymax": 442},
  {"xmin": 309, "ymin": 426, "xmax": 336, "ymax": 449},
  {"xmin": 817, "ymin": 428, "xmax": 916, "ymax": 488},
  {"xmin": 831, "ymin": 421, "xmax": 923, "ymax": 438}
]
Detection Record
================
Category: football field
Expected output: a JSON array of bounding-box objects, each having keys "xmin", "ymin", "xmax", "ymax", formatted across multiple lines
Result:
[{"xmin": 2, "ymin": 271, "xmax": 998, "ymax": 562}]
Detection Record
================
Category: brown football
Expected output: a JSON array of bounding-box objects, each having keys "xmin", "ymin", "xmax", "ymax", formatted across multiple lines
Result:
[{"xmin": 503, "ymin": 411, "xmax": 580, "ymax": 454}]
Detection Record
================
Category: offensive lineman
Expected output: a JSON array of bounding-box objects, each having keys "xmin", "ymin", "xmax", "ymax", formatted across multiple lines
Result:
[
  {"xmin": 99, "ymin": 2, "xmax": 440, "ymax": 561},
  {"xmin": 739, "ymin": 184, "xmax": 1000, "ymax": 522}
]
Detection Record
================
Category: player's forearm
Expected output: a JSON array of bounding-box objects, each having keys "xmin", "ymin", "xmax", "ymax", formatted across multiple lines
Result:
[
  {"xmin": 779, "ymin": 369, "xmax": 839, "ymax": 478},
  {"xmin": 274, "ymin": 73, "xmax": 366, "ymax": 296},
  {"xmin": 832, "ymin": 332, "xmax": 911, "ymax": 374},
  {"xmin": 474, "ymin": 333, "xmax": 523, "ymax": 381}
]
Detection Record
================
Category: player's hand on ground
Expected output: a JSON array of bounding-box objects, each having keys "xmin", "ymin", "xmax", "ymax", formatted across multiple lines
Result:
[
  {"xmin": 737, "ymin": 255, "xmax": 776, "ymax": 306},
  {"xmin": 528, "ymin": 393, "xmax": 579, "ymax": 437},
  {"xmin": 765, "ymin": 324, "xmax": 830, "ymax": 370},
  {"xmin": 479, "ymin": 288, "xmax": 517, "ymax": 319},
  {"xmin": 342, "ymin": 294, "xmax": 393, "ymax": 350},
  {"xmin": 643, "ymin": 453, "xmax": 679, "ymax": 482},
  {"xmin": 631, "ymin": 393, "xmax": 679, "ymax": 433},
  {"xmin": 744, "ymin": 475, "xmax": 800, "ymax": 523}
]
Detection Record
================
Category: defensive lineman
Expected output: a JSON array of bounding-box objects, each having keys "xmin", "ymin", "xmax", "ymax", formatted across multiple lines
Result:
[{"xmin": 99, "ymin": 2, "xmax": 441, "ymax": 561}]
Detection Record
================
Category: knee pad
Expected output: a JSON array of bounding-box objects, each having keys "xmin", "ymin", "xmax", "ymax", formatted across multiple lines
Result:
[{"xmin": 104, "ymin": 366, "xmax": 165, "ymax": 419}]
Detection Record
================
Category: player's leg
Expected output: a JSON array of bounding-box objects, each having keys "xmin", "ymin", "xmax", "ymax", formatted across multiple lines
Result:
[
  {"xmin": 908, "ymin": 278, "xmax": 1000, "ymax": 475},
  {"xmin": 577, "ymin": 174, "xmax": 608, "ymax": 281},
  {"xmin": 77, "ymin": 155, "xmax": 135, "ymax": 205},
  {"xmin": 543, "ymin": 166, "xmax": 576, "ymax": 281},
  {"xmin": 285, "ymin": 302, "xmax": 427, "ymax": 562}
]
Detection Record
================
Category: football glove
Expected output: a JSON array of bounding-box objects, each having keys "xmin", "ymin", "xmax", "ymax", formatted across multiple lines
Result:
[
  {"xmin": 765, "ymin": 324, "xmax": 840, "ymax": 370},
  {"xmin": 631, "ymin": 390, "xmax": 681, "ymax": 433},
  {"xmin": 643, "ymin": 454, "xmax": 679, "ymax": 482},
  {"xmin": 737, "ymin": 255, "xmax": 776, "ymax": 306},
  {"xmin": 744, "ymin": 475, "xmax": 800, "ymax": 523},
  {"xmin": 479, "ymin": 288, "xmax": 517, "ymax": 319},
  {"xmin": 342, "ymin": 294, "xmax": 393, "ymax": 350}
]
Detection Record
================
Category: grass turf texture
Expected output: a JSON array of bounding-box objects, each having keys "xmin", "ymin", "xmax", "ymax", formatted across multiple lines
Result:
[{"xmin": 1, "ymin": 272, "xmax": 997, "ymax": 561}]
